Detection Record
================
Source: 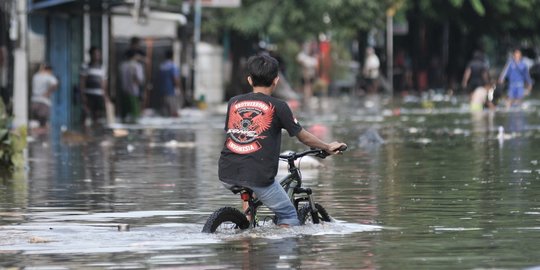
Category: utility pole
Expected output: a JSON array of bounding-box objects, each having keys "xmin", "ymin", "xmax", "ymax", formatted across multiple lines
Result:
[
  {"xmin": 386, "ymin": 9, "xmax": 393, "ymax": 97},
  {"xmin": 12, "ymin": 0, "xmax": 27, "ymax": 128},
  {"xmin": 192, "ymin": 0, "xmax": 201, "ymax": 103},
  {"xmin": 386, "ymin": 0, "xmax": 404, "ymax": 98}
]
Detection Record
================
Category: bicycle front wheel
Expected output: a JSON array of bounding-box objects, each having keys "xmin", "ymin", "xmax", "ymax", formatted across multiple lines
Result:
[
  {"xmin": 297, "ymin": 203, "xmax": 332, "ymax": 225},
  {"xmin": 202, "ymin": 207, "xmax": 250, "ymax": 233}
]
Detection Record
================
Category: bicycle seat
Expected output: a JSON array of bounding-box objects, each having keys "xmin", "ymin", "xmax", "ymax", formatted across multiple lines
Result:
[{"xmin": 229, "ymin": 186, "xmax": 252, "ymax": 194}]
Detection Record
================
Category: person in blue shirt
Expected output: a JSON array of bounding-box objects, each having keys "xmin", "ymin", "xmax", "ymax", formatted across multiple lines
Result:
[
  {"xmin": 158, "ymin": 49, "xmax": 181, "ymax": 117},
  {"xmin": 498, "ymin": 48, "xmax": 533, "ymax": 109}
]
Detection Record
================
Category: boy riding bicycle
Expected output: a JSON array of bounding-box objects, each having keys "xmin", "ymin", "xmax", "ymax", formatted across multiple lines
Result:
[{"xmin": 218, "ymin": 54, "xmax": 346, "ymax": 227}]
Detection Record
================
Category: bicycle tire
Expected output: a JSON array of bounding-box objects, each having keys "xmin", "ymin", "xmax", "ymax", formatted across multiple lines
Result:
[
  {"xmin": 202, "ymin": 207, "xmax": 250, "ymax": 233},
  {"xmin": 297, "ymin": 203, "xmax": 332, "ymax": 225}
]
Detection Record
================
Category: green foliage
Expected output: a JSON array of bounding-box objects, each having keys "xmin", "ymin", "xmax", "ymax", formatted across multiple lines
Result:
[
  {"xmin": 445, "ymin": 0, "xmax": 485, "ymax": 15},
  {"xmin": 275, "ymin": 39, "xmax": 302, "ymax": 85},
  {"xmin": 200, "ymin": 0, "xmax": 540, "ymax": 44},
  {"xmin": 199, "ymin": 0, "xmax": 540, "ymax": 87},
  {"xmin": 202, "ymin": 0, "xmax": 400, "ymax": 42},
  {"xmin": 469, "ymin": 0, "xmax": 485, "ymax": 16},
  {"xmin": 0, "ymin": 99, "xmax": 26, "ymax": 172},
  {"xmin": 201, "ymin": 0, "xmax": 401, "ymax": 84},
  {"xmin": 412, "ymin": 0, "xmax": 540, "ymax": 38}
]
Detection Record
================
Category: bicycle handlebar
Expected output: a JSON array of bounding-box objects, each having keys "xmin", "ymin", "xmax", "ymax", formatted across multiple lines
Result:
[{"xmin": 279, "ymin": 144, "xmax": 348, "ymax": 161}]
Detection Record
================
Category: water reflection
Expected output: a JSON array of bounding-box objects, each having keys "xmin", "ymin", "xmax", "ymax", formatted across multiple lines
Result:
[
  {"xmin": 2, "ymin": 99, "xmax": 540, "ymax": 269},
  {"xmin": 210, "ymin": 238, "xmax": 302, "ymax": 270},
  {"xmin": 0, "ymin": 169, "xmax": 27, "ymax": 225}
]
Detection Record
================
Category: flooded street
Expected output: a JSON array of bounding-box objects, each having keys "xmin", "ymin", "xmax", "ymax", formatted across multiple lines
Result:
[{"xmin": 2, "ymin": 96, "xmax": 540, "ymax": 269}]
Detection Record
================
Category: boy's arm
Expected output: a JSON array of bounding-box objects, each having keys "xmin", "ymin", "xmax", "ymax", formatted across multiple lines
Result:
[{"xmin": 296, "ymin": 129, "xmax": 346, "ymax": 154}]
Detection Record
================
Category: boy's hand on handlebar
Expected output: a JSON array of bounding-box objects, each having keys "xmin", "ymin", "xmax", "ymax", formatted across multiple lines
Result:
[{"xmin": 326, "ymin": 142, "xmax": 347, "ymax": 155}]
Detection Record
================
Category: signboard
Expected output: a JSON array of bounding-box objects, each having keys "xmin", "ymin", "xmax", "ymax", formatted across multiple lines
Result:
[
  {"xmin": 200, "ymin": 0, "xmax": 241, "ymax": 8},
  {"xmin": 393, "ymin": 20, "xmax": 408, "ymax": 35}
]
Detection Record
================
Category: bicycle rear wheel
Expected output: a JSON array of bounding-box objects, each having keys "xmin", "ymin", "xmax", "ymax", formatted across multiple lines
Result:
[
  {"xmin": 297, "ymin": 203, "xmax": 332, "ymax": 225},
  {"xmin": 202, "ymin": 207, "xmax": 250, "ymax": 233}
]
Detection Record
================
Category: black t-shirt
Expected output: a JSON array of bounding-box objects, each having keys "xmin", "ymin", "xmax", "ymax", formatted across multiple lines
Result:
[
  {"xmin": 467, "ymin": 59, "xmax": 487, "ymax": 89},
  {"xmin": 218, "ymin": 92, "xmax": 303, "ymax": 187}
]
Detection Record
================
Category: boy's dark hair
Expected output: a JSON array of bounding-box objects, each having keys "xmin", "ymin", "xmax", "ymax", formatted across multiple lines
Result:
[{"xmin": 246, "ymin": 54, "xmax": 279, "ymax": 87}]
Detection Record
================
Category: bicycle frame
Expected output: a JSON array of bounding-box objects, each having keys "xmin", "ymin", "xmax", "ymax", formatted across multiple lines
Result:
[{"xmin": 241, "ymin": 149, "xmax": 326, "ymax": 228}]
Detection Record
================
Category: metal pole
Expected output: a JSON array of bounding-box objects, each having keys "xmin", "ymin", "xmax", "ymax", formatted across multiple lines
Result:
[
  {"xmin": 83, "ymin": 4, "xmax": 90, "ymax": 63},
  {"xmin": 194, "ymin": 0, "xmax": 201, "ymax": 44},
  {"xmin": 386, "ymin": 13, "xmax": 393, "ymax": 97},
  {"xmin": 13, "ymin": 0, "xmax": 28, "ymax": 128},
  {"xmin": 192, "ymin": 0, "xmax": 201, "ymax": 103}
]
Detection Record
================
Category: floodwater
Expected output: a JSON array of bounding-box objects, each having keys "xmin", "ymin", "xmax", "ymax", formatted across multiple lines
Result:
[{"xmin": 2, "ymin": 96, "xmax": 540, "ymax": 269}]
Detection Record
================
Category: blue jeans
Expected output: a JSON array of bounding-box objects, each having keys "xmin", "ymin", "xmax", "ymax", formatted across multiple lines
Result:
[{"xmin": 222, "ymin": 181, "xmax": 300, "ymax": 226}]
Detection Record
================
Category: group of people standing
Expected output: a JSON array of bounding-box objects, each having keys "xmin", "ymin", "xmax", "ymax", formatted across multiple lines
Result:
[
  {"xmin": 296, "ymin": 42, "xmax": 381, "ymax": 101},
  {"xmin": 463, "ymin": 48, "xmax": 534, "ymax": 111},
  {"xmin": 30, "ymin": 36, "xmax": 183, "ymax": 130}
]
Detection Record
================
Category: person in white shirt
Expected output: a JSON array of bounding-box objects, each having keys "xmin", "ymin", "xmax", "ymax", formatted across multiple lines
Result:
[
  {"xmin": 31, "ymin": 63, "xmax": 58, "ymax": 128},
  {"xmin": 296, "ymin": 43, "xmax": 319, "ymax": 104},
  {"xmin": 362, "ymin": 47, "xmax": 380, "ymax": 94},
  {"xmin": 80, "ymin": 47, "xmax": 108, "ymax": 125}
]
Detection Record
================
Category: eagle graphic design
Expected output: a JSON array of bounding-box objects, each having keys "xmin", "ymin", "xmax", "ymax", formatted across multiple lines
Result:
[{"xmin": 226, "ymin": 101, "xmax": 274, "ymax": 153}]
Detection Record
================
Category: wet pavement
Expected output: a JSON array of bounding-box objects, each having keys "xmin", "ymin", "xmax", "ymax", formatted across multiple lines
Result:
[{"xmin": 2, "ymin": 95, "xmax": 540, "ymax": 269}]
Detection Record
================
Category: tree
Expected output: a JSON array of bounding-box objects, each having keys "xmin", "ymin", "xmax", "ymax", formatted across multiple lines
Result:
[
  {"xmin": 198, "ymin": 0, "xmax": 540, "ymax": 95},
  {"xmin": 403, "ymin": 0, "xmax": 540, "ymax": 91},
  {"xmin": 200, "ymin": 0, "xmax": 400, "ymax": 97}
]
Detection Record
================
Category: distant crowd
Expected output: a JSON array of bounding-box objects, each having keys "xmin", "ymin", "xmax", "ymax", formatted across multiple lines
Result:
[{"xmin": 30, "ymin": 36, "xmax": 183, "ymax": 132}]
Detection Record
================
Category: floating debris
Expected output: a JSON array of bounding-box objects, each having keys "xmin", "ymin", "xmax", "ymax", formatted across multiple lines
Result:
[
  {"xmin": 408, "ymin": 127, "xmax": 419, "ymax": 134},
  {"xmin": 127, "ymin": 144, "xmax": 135, "ymax": 152},
  {"xmin": 29, "ymin": 236, "xmax": 52, "ymax": 243},
  {"xmin": 113, "ymin": 129, "xmax": 129, "ymax": 137},
  {"xmin": 358, "ymin": 128, "xmax": 385, "ymax": 148},
  {"xmin": 117, "ymin": 224, "xmax": 130, "ymax": 232},
  {"xmin": 513, "ymin": 169, "xmax": 532, "ymax": 174},
  {"xmin": 415, "ymin": 138, "xmax": 432, "ymax": 145},
  {"xmin": 61, "ymin": 130, "xmax": 91, "ymax": 145},
  {"xmin": 148, "ymin": 140, "xmax": 196, "ymax": 148}
]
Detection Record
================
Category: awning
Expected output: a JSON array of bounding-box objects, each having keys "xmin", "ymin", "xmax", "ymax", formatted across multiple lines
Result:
[
  {"xmin": 29, "ymin": 0, "xmax": 128, "ymax": 12},
  {"xmin": 28, "ymin": 0, "xmax": 186, "ymax": 25},
  {"xmin": 29, "ymin": 0, "xmax": 77, "ymax": 11},
  {"xmin": 111, "ymin": 5, "xmax": 187, "ymax": 25}
]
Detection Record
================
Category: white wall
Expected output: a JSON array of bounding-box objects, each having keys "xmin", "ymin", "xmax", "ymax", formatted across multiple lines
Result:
[
  {"xmin": 112, "ymin": 15, "xmax": 177, "ymax": 38},
  {"xmin": 194, "ymin": 42, "xmax": 224, "ymax": 104}
]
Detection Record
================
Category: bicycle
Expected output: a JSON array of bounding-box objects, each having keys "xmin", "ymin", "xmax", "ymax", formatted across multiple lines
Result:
[{"xmin": 202, "ymin": 146, "xmax": 347, "ymax": 233}]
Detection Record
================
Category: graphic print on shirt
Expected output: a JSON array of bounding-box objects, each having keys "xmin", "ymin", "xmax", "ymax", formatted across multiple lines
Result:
[{"xmin": 226, "ymin": 100, "xmax": 275, "ymax": 154}]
